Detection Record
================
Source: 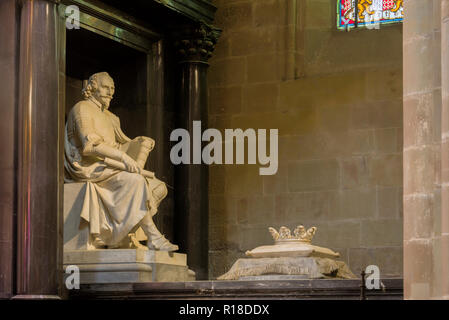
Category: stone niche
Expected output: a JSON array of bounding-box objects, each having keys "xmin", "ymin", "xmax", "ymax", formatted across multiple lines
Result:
[
  {"xmin": 65, "ymin": 28, "xmax": 149, "ymax": 147},
  {"xmin": 62, "ymin": 8, "xmax": 183, "ymax": 284},
  {"xmin": 0, "ymin": 0, "xmax": 220, "ymax": 298}
]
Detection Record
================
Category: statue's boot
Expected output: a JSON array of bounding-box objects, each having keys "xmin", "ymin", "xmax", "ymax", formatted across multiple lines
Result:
[
  {"xmin": 140, "ymin": 214, "xmax": 179, "ymax": 252},
  {"xmin": 92, "ymin": 235, "xmax": 106, "ymax": 249}
]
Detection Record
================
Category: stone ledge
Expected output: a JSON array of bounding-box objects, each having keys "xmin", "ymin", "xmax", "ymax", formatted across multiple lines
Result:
[
  {"xmin": 64, "ymin": 249, "xmax": 194, "ymax": 284},
  {"xmin": 64, "ymin": 249, "xmax": 187, "ymax": 266},
  {"xmin": 69, "ymin": 278, "xmax": 403, "ymax": 300}
]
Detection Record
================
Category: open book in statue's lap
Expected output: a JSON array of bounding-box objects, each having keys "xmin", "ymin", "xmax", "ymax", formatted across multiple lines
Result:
[{"xmin": 64, "ymin": 71, "xmax": 177, "ymax": 252}]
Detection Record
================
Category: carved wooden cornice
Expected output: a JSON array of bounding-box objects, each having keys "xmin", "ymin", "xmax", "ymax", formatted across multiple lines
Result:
[
  {"xmin": 65, "ymin": 0, "xmax": 217, "ymax": 26},
  {"xmin": 59, "ymin": 0, "xmax": 222, "ymax": 60},
  {"xmin": 157, "ymin": 0, "xmax": 217, "ymax": 25}
]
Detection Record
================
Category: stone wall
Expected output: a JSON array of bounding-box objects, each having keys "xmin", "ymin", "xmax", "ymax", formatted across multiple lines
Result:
[{"xmin": 208, "ymin": 0, "xmax": 403, "ymax": 279}]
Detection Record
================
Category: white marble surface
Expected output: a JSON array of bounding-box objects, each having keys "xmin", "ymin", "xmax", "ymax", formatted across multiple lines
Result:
[
  {"xmin": 64, "ymin": 249, "xmax": 194, "ymax": 284},
  {"xmin": 64, "ymin": 72, "xmax": 176, "ymax": 251},
  {"xmin": 64, "ymin": 183, "xmax": 91, "ymax": 250},
  {"xmin": 64, "ymin": 248, "xmax": 187, "ymax": 266},
  {"xmin": 245, "ymin": 242, "xmax": 340, "ymax": 259}
]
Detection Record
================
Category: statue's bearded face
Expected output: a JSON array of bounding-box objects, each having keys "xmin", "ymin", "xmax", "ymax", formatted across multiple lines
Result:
[{"xmin": 93, "ymin": 75, "xmax": 115, "ymax": 108}]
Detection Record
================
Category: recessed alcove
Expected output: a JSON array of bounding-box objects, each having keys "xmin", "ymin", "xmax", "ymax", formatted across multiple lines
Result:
[
  {"xmin": 65, "ymin": 28, "xmax": 148, "ymax": 141},
  {"xmin": 64, "ymin": 25, "xmax": 176, "ymax": 241}
]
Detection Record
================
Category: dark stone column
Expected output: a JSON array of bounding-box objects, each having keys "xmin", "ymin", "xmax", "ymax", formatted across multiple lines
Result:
[
  {"xmin": 15, "ymin": 0, "xmax": 61, "ymax": 298},
  {"xmin": 173, "ymin": 24, "xmax": 220, "ymax": 280},
  {"xmin": 148, "ymin": 40, "xmax": 176, "ymax": 239},
  {"xmin": 0, "ymin": 0, "xmax": 19, "ymax": 299}
]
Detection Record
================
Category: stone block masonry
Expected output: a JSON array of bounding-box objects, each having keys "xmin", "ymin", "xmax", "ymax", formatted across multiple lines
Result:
[{"xmin": 208, "ymin": 0, "xmax": 403, "ymax": 280}]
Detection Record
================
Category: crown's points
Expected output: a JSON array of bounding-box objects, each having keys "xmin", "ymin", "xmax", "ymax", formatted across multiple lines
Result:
[{"xmin": 268, "ymin": 225, "xmax": 317, "ymax": 243}]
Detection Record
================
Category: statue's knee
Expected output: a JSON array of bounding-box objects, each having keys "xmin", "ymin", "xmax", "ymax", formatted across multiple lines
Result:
[
  {"xmin": 125, "ymin": 172, "xmax": 146, "ymax": 185},
  {"xmin": 121, "ymin": 172, "xmax": 146, "ymax": 190},
  {"xmin": 152, "ymin": 183, "xmax": 168, "ymax": 202}
]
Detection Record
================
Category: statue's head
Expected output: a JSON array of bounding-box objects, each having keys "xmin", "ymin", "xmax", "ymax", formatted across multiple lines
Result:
[{"xmin": 82, "ymin": 72, "xmax": 115, "ymax": 109}]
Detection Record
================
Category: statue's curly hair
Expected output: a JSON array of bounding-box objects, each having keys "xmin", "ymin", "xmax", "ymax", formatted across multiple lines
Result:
[{"xmin": 82, "ymin": 72, "xmax": 113, "ymax": 99}]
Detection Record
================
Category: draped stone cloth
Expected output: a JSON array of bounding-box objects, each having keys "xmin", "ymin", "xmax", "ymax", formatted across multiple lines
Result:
[
  {"xmin": 217, "ymin": 257, "xmax": 356, "ymax": 280},
  {"xmin": 64, "ymin": 99, "xmax": 166, "ymax": 246}
]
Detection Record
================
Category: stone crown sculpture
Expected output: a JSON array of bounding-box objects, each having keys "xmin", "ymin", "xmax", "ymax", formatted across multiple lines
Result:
[
  {"xmin": 268, "ymin": 225, "xmax": 317, "ymax": 243},
  {"xmin": 219, "ymin": 224, "xmax": 356, "ymax": 280}
]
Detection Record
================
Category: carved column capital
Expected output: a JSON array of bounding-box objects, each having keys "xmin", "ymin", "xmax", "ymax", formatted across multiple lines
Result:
[{"xmin": 173, "ymin": 23, "xmax": 221, "ymax": 64}]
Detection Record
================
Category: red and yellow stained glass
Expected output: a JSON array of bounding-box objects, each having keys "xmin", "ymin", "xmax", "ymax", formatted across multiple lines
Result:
[{"xmin": 338, "ymin": 0, "xmax": 403, "ymax": 30}]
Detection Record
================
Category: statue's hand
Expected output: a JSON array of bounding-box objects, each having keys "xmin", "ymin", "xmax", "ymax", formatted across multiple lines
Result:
[{"xmin": 121, "ymin": 153, "xmax": 140, "ymax": 174}]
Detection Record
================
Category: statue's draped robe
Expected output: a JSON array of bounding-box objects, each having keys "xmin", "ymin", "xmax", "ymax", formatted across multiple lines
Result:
[{"xmin": 64, "ymin": 99, "xmax": 165, "ymax": 246}]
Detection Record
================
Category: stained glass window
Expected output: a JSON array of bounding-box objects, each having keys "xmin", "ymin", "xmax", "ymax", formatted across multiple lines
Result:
[{"xmin": 337, "ymin": 0, "xmax": 403, "ymax": 30}]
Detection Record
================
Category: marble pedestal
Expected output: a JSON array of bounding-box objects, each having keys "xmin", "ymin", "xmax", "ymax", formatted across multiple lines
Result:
[
  {"xmin": 218, "ymin": 226, "xmax": 357, "ymax": 281},
  {"xmin": 64, "ymin": 249, "xmax": 195, "ymax": 284},
  {"xmin": 63, "ymin": 183, "xmax": 194, "ymax": 284}
]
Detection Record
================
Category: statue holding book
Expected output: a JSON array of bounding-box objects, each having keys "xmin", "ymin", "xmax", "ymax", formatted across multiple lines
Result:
[{"xmin": 64, "ymin": 71, "xmax": 178, "ymax": 251}]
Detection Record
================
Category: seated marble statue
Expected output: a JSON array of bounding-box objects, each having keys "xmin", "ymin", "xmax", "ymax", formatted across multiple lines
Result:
[{"xmin": 64, "ymin": 71, "xmax": 178, "ymax": 251}]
